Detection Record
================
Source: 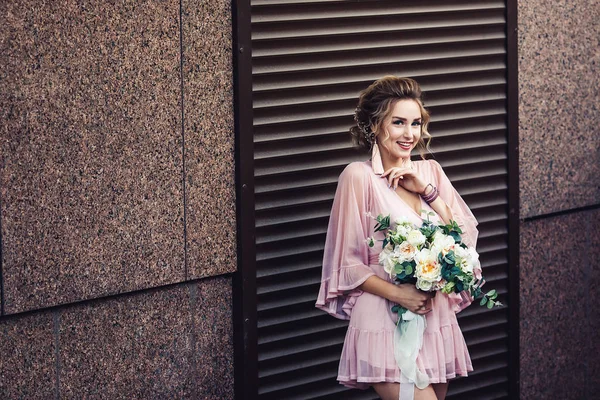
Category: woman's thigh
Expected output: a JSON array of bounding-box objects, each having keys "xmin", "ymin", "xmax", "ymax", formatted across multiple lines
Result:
[{"xmin": 372, "ymin": 382, "xmax": 438, "ymax": 400}]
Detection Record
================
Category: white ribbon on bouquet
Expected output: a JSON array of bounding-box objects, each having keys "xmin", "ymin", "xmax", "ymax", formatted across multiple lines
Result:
[{"xmin": 394, "ymin": 310, "xmax": 429, "ymax": 400}]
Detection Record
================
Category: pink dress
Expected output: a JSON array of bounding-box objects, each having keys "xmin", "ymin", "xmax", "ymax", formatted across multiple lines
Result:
[{"xmin": 315, "ymin": 159, "xmax": 481, "ymax": 389}]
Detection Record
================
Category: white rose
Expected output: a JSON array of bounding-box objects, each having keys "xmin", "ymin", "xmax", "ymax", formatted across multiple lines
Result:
[
  {"xmin": 394, "ymin": 241, "xmax": 417, "ymax": 263},
  {"xmin": 432, "ymin": 233, "xmax": 455, "ymax": 256},
  {"xmin": 407, "ymin": 230, "xmax": 426, "ymax": 247},
  {"xmin": 454, "ymin": 246, "xmax": 474, "ymax": 274},
  {"xmin": 414, "ymin": 248, "xmax": 442, "ymax": 283},
  {"xmin": 416, "ymin": 279, "xmax": 433, "ymax": 291}
]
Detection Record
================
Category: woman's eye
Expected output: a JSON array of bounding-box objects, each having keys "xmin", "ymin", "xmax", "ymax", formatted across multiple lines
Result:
[
  {"xmin": 412, "ymin": 121, "xmax": 422, "ymax": 127},
  {"xmin": 393, "ymin": 120, "xmax": 404, "ymax": 125}
]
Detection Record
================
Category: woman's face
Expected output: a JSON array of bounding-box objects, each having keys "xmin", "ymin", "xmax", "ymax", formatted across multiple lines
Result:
[{"xmin": 377, "ymin": 99, "xmax": 422, "ymax": 161}]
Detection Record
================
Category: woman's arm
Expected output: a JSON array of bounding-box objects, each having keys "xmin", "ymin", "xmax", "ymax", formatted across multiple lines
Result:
[
  {"xmin": 358, "ymin": 275, "xmax": 434, "ymax": 315},
  {"xmin": 424, "ymin": 188, "xmax": 453, "ymax": 225}
]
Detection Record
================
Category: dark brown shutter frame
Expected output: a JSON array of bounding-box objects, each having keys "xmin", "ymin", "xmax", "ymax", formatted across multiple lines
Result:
[{"xmin": 235, "ymin": 0, "xmax": 518, "ymax": 398}]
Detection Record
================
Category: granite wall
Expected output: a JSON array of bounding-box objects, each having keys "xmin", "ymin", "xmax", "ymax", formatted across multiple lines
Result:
[
  {"xmin": 519, "ymin": 0, "xmax": 599, "ymax": 398},
  {"xmin": 0, "ymin": 0, "xmax": 235, "ymax": 398}
]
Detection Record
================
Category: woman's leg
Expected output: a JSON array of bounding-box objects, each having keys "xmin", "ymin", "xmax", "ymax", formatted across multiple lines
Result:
[
  {"xmin": 432, "ymin": 382, "xmax": 449, "ymax": 400},
  {"xmin": 372, "ymin": 383, "xmax": 438, "ymax": 400}
]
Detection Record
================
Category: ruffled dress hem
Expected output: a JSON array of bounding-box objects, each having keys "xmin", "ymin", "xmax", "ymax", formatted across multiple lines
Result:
[
  {"xmin": 337, "ymin": 370, "xmax": 472, "ymax": 390},
  {"xmin": 337, "ymin": 323, "xmax": 473, "ymax": 390}
]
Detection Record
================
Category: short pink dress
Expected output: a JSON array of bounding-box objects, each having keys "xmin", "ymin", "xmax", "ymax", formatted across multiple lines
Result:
[{"xmin": 315, "ymin": 159, "xmax": 481, "ymax": 389}]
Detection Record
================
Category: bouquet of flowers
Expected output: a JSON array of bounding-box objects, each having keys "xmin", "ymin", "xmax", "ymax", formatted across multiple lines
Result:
[
  {"xmin": 367, "ymin": 211, "xmax": 501, "ymax": 316},
  {"xmin": 366, "ymin": 211, "xmax": 501, "ymax": 397}
]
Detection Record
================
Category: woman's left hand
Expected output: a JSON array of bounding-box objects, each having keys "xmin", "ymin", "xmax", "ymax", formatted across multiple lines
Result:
[{"xmin": 381, "ymin": 167, "xmax": 427, "ymax": 194}]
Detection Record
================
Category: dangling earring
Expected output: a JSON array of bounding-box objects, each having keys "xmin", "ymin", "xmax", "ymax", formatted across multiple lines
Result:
[{"xmin": 371, "ymin": 136, "xmax": 384, "ymax": 175}]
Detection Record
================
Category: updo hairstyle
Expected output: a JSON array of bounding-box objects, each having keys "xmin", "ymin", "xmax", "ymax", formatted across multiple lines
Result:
[{"xmin": 350, "ymin": 76, "xmax": 431, "ymax": 158}]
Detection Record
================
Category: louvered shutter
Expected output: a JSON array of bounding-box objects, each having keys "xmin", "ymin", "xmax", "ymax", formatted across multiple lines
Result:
[{"xmin": 249, "ymin": 1, "xmax": 511, "ymax": 398}]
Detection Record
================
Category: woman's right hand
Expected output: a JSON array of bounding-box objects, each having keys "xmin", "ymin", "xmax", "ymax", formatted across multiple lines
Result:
[{"xmin": 391, "ymin": 284, "xmax": 434, "ymax": 315}]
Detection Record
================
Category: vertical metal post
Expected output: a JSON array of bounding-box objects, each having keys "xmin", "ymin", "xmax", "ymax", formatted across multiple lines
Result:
[
  {"xmin": 505, "ymin": 1, "xmax": 521, "ymax": 398},
  {"xmin": 232, "ymin": 0, "xmax": 257, "ymax": 399}
]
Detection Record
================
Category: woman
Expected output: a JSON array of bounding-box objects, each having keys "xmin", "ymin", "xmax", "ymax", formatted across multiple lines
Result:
[{"xmin": 315, "ymin": 76, "xmax": 480, "ymax": 400}]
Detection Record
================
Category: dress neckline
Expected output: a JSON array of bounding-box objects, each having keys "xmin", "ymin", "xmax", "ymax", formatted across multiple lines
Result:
[{"xmin": 366, "ymin": 160, "xmax": 427, "ymax": 219}]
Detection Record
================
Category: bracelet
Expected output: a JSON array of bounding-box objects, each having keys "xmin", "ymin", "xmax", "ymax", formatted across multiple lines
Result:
[
  {"xmin": 421, "ymin": 185, "xmax": 439, "ymax": 204},
  {"xmin": 422, "ymin": 183, "xmax": 434, "ymax": 196}
]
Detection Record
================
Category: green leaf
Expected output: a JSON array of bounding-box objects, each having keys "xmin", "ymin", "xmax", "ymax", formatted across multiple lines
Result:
[
  {"xmin": 487, "ymin": 300, "xmax": 494, "ymax": 309},
  {"xmin": 394, "ymin": 263, "xmax": 404, "ymax": 275},
  {"xmin": 486, "ymin": 289, "xmax": 497, "ymax": 297},
  {"xmin": 449, "ymin": 231, "xmax": 461, "ymax": 243},
  {"xmin": 479, "ymin": 296, "xmax": 487, "ymax": 306},
  {"xmin": 405, "ymin": 265, "xmax": 413, "ymax": 275}
]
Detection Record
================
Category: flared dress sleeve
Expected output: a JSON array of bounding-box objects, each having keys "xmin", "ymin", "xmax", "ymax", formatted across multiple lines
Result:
[
  {"xmin": 315, "ymin": 162, "xmax": 376, "ymax": 320},
  {"xmin": 428, "ymin": 159, "xmax": 482, "ymax": 313}
]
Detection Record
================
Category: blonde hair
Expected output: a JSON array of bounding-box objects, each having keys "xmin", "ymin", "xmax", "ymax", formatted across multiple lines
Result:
[{"xmin": 350, "ymin": 76, "xmax": 431, "ymax": 158}]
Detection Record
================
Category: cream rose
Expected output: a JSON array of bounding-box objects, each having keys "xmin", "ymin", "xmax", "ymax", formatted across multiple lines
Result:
[
  {"xmin": 414, "ymin": 248, "xmax": 442, "ymax": 284},
  {"xmin": 394, "ymin": 241, "xmax": 417, "ymax": 263}
]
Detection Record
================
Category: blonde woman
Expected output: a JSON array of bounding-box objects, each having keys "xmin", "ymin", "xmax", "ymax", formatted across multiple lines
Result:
[{"xmin": 316, "ymin": 76, "xmax": 480, "ymax": 400}]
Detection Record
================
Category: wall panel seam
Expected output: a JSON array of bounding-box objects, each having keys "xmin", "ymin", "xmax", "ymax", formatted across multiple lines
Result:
[{"xmin": 179, "ymin": 0, "xmax": 188, "ymax": 280}]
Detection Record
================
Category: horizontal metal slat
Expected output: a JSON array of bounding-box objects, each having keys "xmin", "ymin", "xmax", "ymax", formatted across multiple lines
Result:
[
  {"xmin": 254, "ymin": 169, "xmax": 504, "ymax": 210},
  {"xmin": 258, "ymin": 332, "xmax": 344, "ymax": 361},
  {"xmin": 255, "ymin": 227, "xmax": 506, "ymax": 264},
  {"xmin": 255, "ymin": 141, "xmax": 505, "ymax": 178},
  {"xmin": 258, "ymin": 291, "xmax": 317, "ymax": 312},
  {"xmin": 252, "ymin": 9, "xmax": 505, "ymax": 41},
  {"xmin": 254, "ymin": 116, "xmax": 505, "ymax": 153},
  {"xmin": 257, "ymin": 274, "xmax": 320, "ymax": 296},
  {"xmin": 255, "ymin": 204, "xmax": 507, "ymax": 245},
  {"xmin": 448, "ymin": 376, "xmax": 509, "ymax": 398},
  {"xmin": 253, "ymin": 70, "xmax": 506, "ymax": 109},
  {"xmin": 254, "ymin": 126, "xmax": 505, "ymax": 163},
  {"xmin": 253, "ymin": 54, "xmax": 506, "ymax": 92},
  {"xmin": 254, "ymin": 42, "xmax": 506, "ymax": 78},
  {"xmin": 257, "ymin": 250, "xmax": 323, "ymax": 275},
  {"xmin": 254, "ymin": 97, "xmax": 505, "ymax": 130},
  {"xmin": 258, "ymin": 369, "xmax": 338, "ymax": 395},
  {"xmin": 252, "ymin": 1, "xmax": 504, "ymax": 23},
  {"xmin": 258, "ymin": 301, "xmax": 325, "ymax": 329},
  {"xmin": 253, "ymin": 25, "xmax": 505, "ymax": 58},
  {"xmin": 256, "ymin": 201, "xmax": 332, "ymax": 227},
  {"xmin": 259, "ymin": 349, "xmax": 342, "ymax": 379},
  {"xmin": 258, "ymin": 318, "xmax": 347, "ymax": 345}
]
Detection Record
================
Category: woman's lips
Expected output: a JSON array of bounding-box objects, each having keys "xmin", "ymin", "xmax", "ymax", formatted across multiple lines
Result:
[{"xmin": 397, "ymin": 141, "xmax": 413, "ymax": 150}]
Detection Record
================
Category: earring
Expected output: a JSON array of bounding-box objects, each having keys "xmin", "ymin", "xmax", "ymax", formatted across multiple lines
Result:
[{"xmin": 371, "ymin": 139, "xmax": 384, "ymax": 175}]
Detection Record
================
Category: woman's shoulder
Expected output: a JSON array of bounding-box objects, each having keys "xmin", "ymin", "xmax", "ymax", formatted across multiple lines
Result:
[
  {"xmin": 342, "ymin": 160, "xmax": 371, "ymax": 174},
  {"xmin": 338, "ymin": 161, "xmax": 373, "ymax": 186}
]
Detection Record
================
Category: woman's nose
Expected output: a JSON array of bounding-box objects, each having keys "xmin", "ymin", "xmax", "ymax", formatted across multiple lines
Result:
[{"xmin": 402, "ymin": 125, "xmax": 413, "ymax": 136}]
